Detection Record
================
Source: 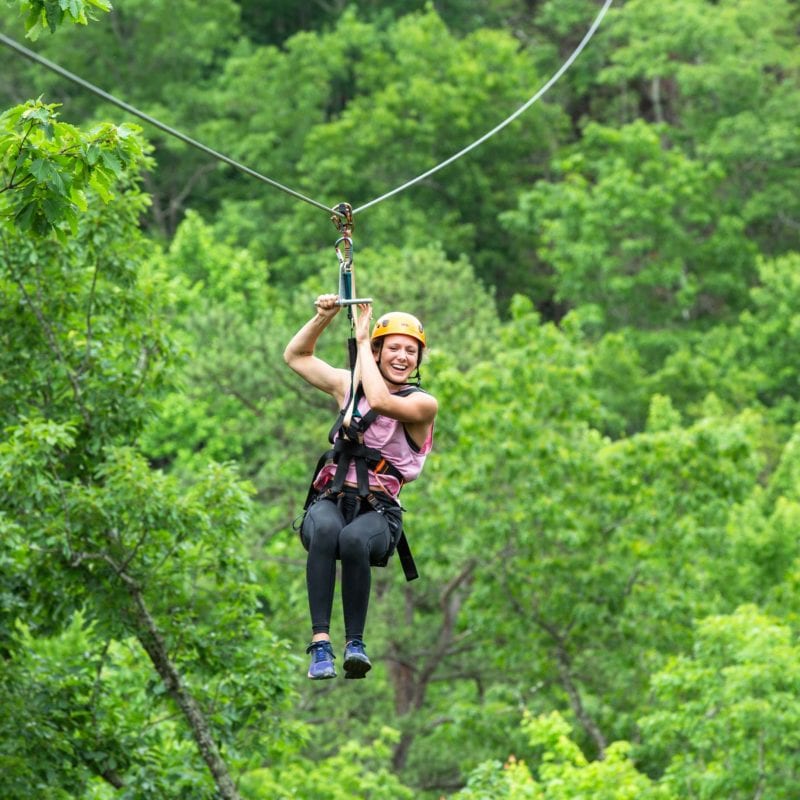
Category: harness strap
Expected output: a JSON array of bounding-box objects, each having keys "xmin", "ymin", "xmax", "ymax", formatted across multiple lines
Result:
[
  {"xmin": 396, "ymin": 532, "xmax": 418, "ymax": 581},
  {"xmin": 327, "ymin": 385, "xmax": 380, "ymax": 443},
  {"xmin": 358, "ymin": 491, "xmax": 417, "ymax": 581},
  {"xmin": 330, "ymin": 383, "xmax": 420, "ymax": 443},
  {"xmin": 327, "ymin": 438, "xmax": 406, "ymax": 494},
  {"xmin": 314, "ymin": 382, "xmax": 425, "ymax": 581}
]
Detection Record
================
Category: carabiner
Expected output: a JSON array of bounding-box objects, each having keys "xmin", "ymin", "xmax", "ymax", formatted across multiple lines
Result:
[
  {"xmin": 335, "ymin": 234, "xmax": 353, "ymax": 271},
  {"xmin": 331, "ymin": 202, "xmax": 371, "ymax": 306}
]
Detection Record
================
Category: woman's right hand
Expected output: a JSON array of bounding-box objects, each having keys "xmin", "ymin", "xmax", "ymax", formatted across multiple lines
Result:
[{"xmin": 314, "ymin": 294, "xmax": 341, "ymax": 319}]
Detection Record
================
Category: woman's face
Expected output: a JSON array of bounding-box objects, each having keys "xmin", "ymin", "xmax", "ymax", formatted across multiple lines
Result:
[{"xmin": 375, "ymin": 333, "xmax": 420, "ymax": 383}]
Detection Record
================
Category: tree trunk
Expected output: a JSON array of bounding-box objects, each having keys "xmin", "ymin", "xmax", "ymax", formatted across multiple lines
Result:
[
  {"xmin": 553, "ymin": 641, "xmax": 607, "ymax": 759},
  {"xmin": 651, "ymin": 76, "xmax": 665, "ymax": 124},
  {"xmin": 388, "ymin": 560, "xmax": 476, "ymax": 771},
  {"xmin": 127, "ymin": 580, "xmax": 242, "ymax": 800}
]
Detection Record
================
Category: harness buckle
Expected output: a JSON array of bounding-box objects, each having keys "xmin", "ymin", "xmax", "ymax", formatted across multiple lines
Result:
[{"xmin": 365, "ymin": 491, "xmax": 384, "ymax": 514}]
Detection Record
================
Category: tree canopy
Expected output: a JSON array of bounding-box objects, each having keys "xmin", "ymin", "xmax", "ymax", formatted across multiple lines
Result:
[{"xmin": 2, "ymin": 0, "xmax": 800, "ymax": 797}]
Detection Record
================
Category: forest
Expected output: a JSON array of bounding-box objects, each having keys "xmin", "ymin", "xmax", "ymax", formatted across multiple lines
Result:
[{"xmin": 2, "ymin": 0, "xmax": 800, "ymax": 797}]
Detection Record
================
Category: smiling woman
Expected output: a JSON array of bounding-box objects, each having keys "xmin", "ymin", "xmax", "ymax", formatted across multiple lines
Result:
[
  {"xmin": 283, "ymin": 295, "xmax": 438, "ymax": 680},
  {"xmin": 371, "ymin": 311, "xmax": 426, "ymax": 385}
]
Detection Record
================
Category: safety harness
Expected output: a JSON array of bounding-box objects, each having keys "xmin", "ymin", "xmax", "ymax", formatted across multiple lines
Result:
[{"xmin": 305, "ymin": 382, "xmax": 420, "ymax": 581}]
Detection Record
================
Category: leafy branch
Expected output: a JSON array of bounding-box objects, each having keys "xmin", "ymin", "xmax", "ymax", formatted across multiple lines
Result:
[{"xmin": 16, "ymin": 0, "xmax": 113, "ymax": 40}]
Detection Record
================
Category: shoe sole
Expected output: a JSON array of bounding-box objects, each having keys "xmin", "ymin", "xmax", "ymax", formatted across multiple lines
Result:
[
  {"xmin": 308, "ymin": 668, "xmax": 336, "ymax": 680},
  {"xmin": 343, "ymin": 655, "xmax": 371, "ymax": 679}
]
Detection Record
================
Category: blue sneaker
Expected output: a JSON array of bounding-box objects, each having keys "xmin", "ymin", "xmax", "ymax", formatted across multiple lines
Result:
[
  {"xmin": 306, "ymin": 640, "xmax": 336, "ymax": 680},
  {"xmin": 343, "ymin": 639, "xmax": 372, "ymax": 679}
]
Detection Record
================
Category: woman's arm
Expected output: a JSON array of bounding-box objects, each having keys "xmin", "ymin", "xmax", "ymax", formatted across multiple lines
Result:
[
  {"xmin": 354, "ymin": 304, "xmax": 438, "ymax": 433},
  {"xmin": 284, "ymin": 294, "xmax": 350, "ymax": 404}
]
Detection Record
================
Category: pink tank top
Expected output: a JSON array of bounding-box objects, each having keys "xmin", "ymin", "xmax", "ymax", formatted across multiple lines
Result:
[{"xmin": 313, "ymin": 390, "xmax": 434, "ymax": 499}]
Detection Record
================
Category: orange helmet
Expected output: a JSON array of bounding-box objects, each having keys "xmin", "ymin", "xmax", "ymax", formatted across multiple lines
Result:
[{"xmin": 371, "ymin": 312, "xmax": 426, "ymax": 348}]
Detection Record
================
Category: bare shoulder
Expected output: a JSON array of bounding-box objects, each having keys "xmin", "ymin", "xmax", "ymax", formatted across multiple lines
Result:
[
  {"xmin": 412, "ymin": 387, "xmax": 438, "ymax": 418},
  {"xmin": 402, "ymin": 389, "xmax": 437, "ymax": 449},
  {"xmin": 392, "ymin": 386, "xmax": 438, "ymax": 425}
]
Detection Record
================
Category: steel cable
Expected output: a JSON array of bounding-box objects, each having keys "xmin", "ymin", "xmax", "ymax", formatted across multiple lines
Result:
[
  {"xmin": 1, "ymin": 0, "xmax": 612, "ymax": 217},
  {"xmin": 351, "ymin": 0, "xmax": 613, "ymax": 214},
  {"xmin": 0, "ymin": 31, "xmax": 336, "ymax": 215}
]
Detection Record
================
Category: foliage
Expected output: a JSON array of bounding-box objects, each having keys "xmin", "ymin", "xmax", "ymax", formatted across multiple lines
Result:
[
  {"xmin": 645, "ymin": 252, "xmax": 800, "ymax": 430},
  {"xmin": 639, "ymin": 605, "xmax": 800, "ymax": 799},
  {"xmin": 0, "ymin": 95, "xmax": 295, "ymax": 798},
  {"xmin": 501, "ymin": 120, "xmax": 756, "ymax": 330},
  {"xmin": 12, "ymin": 0, "xmax": 111, "ymax": 38},
  {"xmin": 2, "ymin": 1, "xmax": 800, "ymax": 797},
  {"xmin": 0, "ymin": 99, "xmax": 149, "ymax": 239},
  {"xmin": 453, "ymin": 711, "xmax": 669, "ymax": 799},
  {"xmin": 240, "ymin": 728, "xmax": 414, "ymax": 800},
  {"xmin": 600, "ymin": 0, "xmax": 800, "ymax": 255}
]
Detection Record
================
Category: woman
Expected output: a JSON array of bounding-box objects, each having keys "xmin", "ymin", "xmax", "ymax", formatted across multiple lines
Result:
[{"xmin": 284, "ymin": 294, "xmax": 438, "ymax": 680}]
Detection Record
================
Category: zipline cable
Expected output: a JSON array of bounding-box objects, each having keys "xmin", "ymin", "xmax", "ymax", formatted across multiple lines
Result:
[
  {"xmin": 1, "ymin": 0, "xmax": 612, "ymax": 217},
  {"xmin": 351, "ymin": 0, "xmax": 613, "ymax": 215},
  {"xmin": 0, "ymin": 31, "xmax": 336, "ymax": 216}
]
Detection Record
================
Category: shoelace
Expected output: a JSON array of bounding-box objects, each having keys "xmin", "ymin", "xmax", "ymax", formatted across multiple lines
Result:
[{"xmin": 308, "ymin": 642, "xmax": 334, "ymax": 661}]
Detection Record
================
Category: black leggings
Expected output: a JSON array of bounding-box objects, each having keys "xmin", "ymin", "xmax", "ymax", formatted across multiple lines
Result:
[{"xmin": 301, "ymin": 490, "xmax": 401, "ymax": 641}]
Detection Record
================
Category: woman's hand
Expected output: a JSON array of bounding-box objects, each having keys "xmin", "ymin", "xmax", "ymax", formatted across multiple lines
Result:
[
  {"xmin": 354, "ymin": 303, "xmax": 373, "ymax": 344},
  {"xmin": 314, "ymin": 293, "xmax": 341, "ymax": 320}
]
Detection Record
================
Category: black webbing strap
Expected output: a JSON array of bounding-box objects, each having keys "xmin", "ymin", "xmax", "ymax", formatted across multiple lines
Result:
[
  {"xmin": 347, "ymin": 336, "xmax": 357, "ymax": 372},
  {"xmin": 318, "ymin": 382, "xmax": 424, "ymax": 580},
  {"xmin": 395, "ymin": 531, "xmax": 418, "ymax": 581},
  {"xmin": 329, "ymin": 383, "xmax": 421, "ymax": 443},
  {"xmin": 303, "ymin": 450, "xmax": 332, "ymax": 511},
  {"xmin": 328, "ymin": 439, "xmax": 384, "ymax": 493}
]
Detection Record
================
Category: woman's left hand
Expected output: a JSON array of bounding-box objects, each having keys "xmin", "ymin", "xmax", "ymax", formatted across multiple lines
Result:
[{"xmin": 355, "ymin": 303, "xmax": 373, "ymax": 344}]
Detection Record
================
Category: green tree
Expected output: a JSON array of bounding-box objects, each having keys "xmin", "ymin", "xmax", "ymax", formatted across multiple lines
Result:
[
  {"xmin": 289, "ymin": 8, "xmax": 567, "ymax": 303},
  {"xmin": 600, "ymin": 0, "xmax": 800, "ymax": 256},
  {"xmin": 645, "ymin": 252, "xmax": 800, "ymax": 434},
  {"xmin": 239, "ymin": 727, "xmax": 415, "ymax": 800},
  {"xmin": 453, "ymin": 711, "xmax": 670, "ymax": 800},
  {"xmin": 4, "ymin": 3, "xmax": 800, "ymax": 797},
  {"xmin": 236, "ymin": 0, "xmax": 533, "ymax": 46},
  {"xmin": 639, "ymin": 605, "xmax": 800, "ymax": 799},
  {"xmin": 0, "ymin": 98, "xmax": 294, "ymax": 799},
  {"xmin": 137, "ymin": 208, "xmax": 504, "ymax": 680},
  {"xmin": 1, "ymin": 0, "xmax": 244, "ymax": 237},
  {"xmin": 501, "ymin": 120, "xmax": 756, "ymax": 332},
  {"xmin": 363, "ymin": 304, "xmax": 774, "ymax": 788}
]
